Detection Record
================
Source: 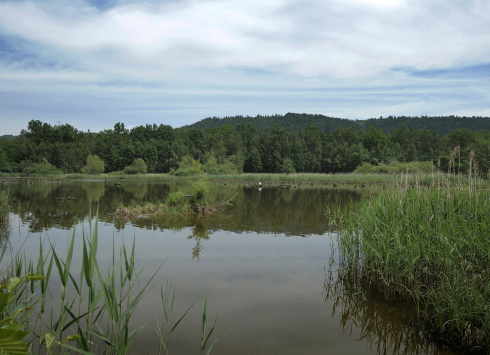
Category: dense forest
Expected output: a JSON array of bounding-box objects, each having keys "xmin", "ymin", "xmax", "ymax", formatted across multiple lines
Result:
[
  {"xmin": 186, "ymin": 113, "xmax": 490, "ymax": 136},
  {"xmin": 1, "ymin": 117, "xmax": 490, "ymax": 176}
]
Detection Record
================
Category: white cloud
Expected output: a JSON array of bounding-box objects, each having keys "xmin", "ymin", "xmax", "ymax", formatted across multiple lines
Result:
[
  {"xmin": 0, "ymin": 0, "xmax": 489, "ymax": 81},
  {"xmin": 0, "ymin": 0, "xmax": 489, "ymax": 134}
]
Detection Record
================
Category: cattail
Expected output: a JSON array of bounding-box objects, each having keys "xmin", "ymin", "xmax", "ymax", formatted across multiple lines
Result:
[
  {"xmin": 437, "ymin": 159, "xmax": 441, "ymax": 168},
  {"xmin": 453, "ymin": 146, "xmax": 460, "ymax": 157},
  {"xmin": 469, "ymin": 150, "xmax": 474, "ymax": 162}
]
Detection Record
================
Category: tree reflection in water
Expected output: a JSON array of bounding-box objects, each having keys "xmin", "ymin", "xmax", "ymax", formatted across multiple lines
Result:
[
  {"xmin": 324, "ymin": 264, "xmax": 458, "ymax": 355},
  {"xmin": 187, "ymin": 220, "xmax": 212, "ymax": 260}
]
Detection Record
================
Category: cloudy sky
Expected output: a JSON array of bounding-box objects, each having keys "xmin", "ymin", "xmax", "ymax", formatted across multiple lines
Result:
[{"xmin": 0, "ymin": 0, "xmax": 489, "ymax": 134}]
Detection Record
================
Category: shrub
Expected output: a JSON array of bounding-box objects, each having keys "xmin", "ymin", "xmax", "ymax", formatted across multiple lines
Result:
[
  {"xmin": 354, "ymin": 160, "xmax": 432, "ymax": 174},
  {"xmin": 123, "ymin": 158, "xmax": 148, "ymax": 175},
  {"xmin": 174, "ymin": 156, "xmax": 203, "ymax": 176},
  {"xmin": 191, "ymin": 178, "xmax": 212, "ymax": 205},
  {"xmin": 23, "ymin": 162, "xmax": 63, "ymax": 175},
  {"xmin": 82, "ymin": 155, "xmax": 105, "ymax": 174},
  {"xmin": 165, "ymin": 191, "xmax": 188, "ymax": 206},
  {"xmin": 123, "ymin": 165, "xmax": 140, "ymax": 175}
]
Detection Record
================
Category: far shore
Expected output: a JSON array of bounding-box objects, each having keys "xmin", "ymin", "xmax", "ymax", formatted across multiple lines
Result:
[{"xmin": 0, "ymin": 172, "xmax": 484, "ymax": 187}]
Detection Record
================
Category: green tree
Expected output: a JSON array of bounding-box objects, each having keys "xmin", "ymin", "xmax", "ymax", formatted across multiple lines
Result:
[
  {"xmin": 281, "ymin": 158, "xmax": 295, "ymax": 174},
  {"xmin": 132, "ymin": 158, "xmax": 148, "ymax": 174},
  {"xmin": 82, "ymin": 155, "xmax": 105, "ymax": 174},
  {"xmin": 0, "ymin": 151, "xmax": 12, "ymax": 172},
  {"xmin": 244, "ymin": 147, "xmax": 262, "ymax": 173}
]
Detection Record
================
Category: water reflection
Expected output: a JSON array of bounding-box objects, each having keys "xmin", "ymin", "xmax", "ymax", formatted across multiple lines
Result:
[
  {"xmin": 324, "ymin": 266, "xmax": 458, "ymax": 355},
  {"xmin": 2, "ymin": 179, "xmax": 368, "ymax": 237},
  {"xmin": 0, "ymin": 178, "xmax": 463, "ymax": 355},
  {"xmin": 187, "ymin": 220, "xmax": 213, "ymax": 260}
]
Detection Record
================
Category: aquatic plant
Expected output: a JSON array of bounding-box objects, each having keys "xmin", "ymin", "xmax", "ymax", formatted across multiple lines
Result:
[
  {"xmin": 327, "ymin": 170, "xmax": 490, "ymax": 352},
  {"xmin": 0, "ymin": 207, "xmax": 221, "ymax": 354},
  {"xmin": 0, "ymin": 189, "xmax": 10, "ymax": 220}
]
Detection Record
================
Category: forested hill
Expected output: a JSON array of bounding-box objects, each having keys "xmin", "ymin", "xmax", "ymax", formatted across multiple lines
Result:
[
  {"xmin": 184, "ymin": 113, "xmax": 490, "ymax": 136},
  {"xmin": 183, "ymin": 113, "xmax": 354, "ymax": 134}
]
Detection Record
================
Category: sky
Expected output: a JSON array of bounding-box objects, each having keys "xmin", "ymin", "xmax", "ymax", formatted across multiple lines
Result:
[{"xmin": 0, "ymin": 0, "xmax": 489, "ymax": 135}]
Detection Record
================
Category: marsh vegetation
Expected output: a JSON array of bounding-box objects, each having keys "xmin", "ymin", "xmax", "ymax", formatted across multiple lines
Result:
[{"xmin": 328, "ymin": 160, "xmax": 490, "ymax": 352}]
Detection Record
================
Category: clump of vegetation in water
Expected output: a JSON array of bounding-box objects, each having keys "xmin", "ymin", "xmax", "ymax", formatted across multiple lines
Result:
[
  {"xmin": 328, "ymin": 153, "xmax": 490, "ymax": 352},
  {"xmin": 115, "ymin": 178, "xmax": 233, "ymax": 218}
]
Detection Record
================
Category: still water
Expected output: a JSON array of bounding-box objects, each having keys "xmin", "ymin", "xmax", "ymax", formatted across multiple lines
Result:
[{"xmin": 1, "ymin": 179, "xmax": 459, "ymax": 354}]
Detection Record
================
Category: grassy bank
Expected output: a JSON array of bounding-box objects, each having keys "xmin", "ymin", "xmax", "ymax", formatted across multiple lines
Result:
[
  {"xmin": 328, "ymin": 182, "xmax": 490, "ymax": 352},
  {"xmin": 0, "ymin": 208, "xmax": 220, "ymax": 354}
]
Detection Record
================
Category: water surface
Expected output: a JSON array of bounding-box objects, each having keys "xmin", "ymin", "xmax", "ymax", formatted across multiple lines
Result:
[{"xmin": 1, "ymin": 179, "xmax": 459, "ymax": 354}]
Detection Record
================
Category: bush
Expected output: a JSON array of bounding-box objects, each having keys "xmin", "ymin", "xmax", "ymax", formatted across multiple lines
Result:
[
  {"xmin": 191, "ymin": 178, "xmax": 212, "ymax": 205},
  {"xmin": 203, "ymin": 155, "xmax": 238, "ymax": 175},
  {"xmin": 165, "ymin": 191, "xmax": 188, "ymax": 206},
  {"xmin": 123, "ymin": 158, "xmax": 148, "ymax": 175},
  {"xmin": 82, "ymin": 155, "xmax": 105, "ymax": 174},
  {"xmin": 23, "ymin": 162, "xmax": 63, "ymax": 175},
  {"xmin": 123, "ymin": 165, "xmax": 140, "ymax": 175},
  {"xmin": 173, "ymin": 156, "xmax": 203, "ymax": 176},
  {"xmin": 354, "ymin": 160, "xmax": 432, "ymax": 174}
]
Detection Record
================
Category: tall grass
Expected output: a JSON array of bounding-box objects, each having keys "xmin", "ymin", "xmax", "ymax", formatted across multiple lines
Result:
[
  {"xmin": 0, "ymin": 189, "xmax": 10, "ymax": 220},
  {"xmin": 327, "ymin": 177, "xmax": 490, "ymax": 352},
  {"xmin": 0, "ymin": 206, "xmax": 221, "ymax": 354}
]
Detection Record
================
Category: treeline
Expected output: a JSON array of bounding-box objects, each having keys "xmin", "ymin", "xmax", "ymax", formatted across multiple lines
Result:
[
  {"xmin": 1, "ymin": 119, "xmax": 490, "ymax": 176},
  {"xmin": 186, "ymin": 113, "xmax": 490, "ymax": 135}
]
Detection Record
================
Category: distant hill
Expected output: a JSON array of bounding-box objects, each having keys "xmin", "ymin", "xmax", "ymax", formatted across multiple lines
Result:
[
  {"xmin": 183, "ymin": 113, "xmax": 490, "ymax": 135},
  {"xmin": 183, "ymin": 113, "xmax": 354, "ymax": 133},
  {"xmin": 0, "ymin": 135, "xmax": 17, "ymax": 140}
]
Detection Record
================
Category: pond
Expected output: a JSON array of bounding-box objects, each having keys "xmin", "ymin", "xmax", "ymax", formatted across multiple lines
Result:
[{"xmin": 1, "ymin": 179, "xmax": 460, "ymax": 355}]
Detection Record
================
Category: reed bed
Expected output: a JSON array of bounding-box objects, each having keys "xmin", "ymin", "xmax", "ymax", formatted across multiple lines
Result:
[
  {"xmin": 0, "ymin": 207, "xmax": 220, "ymax": 354},
  {"xmin": 328, "ymin": 177, "xmax": 490, "ymax": 352}
]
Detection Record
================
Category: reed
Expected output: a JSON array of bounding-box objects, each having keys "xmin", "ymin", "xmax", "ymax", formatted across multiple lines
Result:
[
  {"xmin": 0, "ymin": 189, "xmax": 10, "ymax": 220},
  {"xmin": 0, "ymin": 206, "xmax": 221, "ymax": 354},
  {"xmin": 328, "ymin": 176, "xmax": 490, "ymax": 352}
]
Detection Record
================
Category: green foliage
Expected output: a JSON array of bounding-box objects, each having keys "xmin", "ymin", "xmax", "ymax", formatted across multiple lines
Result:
[
  {"xmin": 330, "ymin": 186, "xmax": 490, "ymax": 351},
  {"xmin": 281, "ymin": 158, "xmax": 295, "ymax": 174},
  {"xmin": 243, "ymin": 147, "xmax": 262, "ymax": 173},
  {"xmin": 203, "ymin": 154, "xmax": 238, "ymax": 175},
  {"xmin": 165, "ymin": 191, "xmax": 188, "ymax": 206},
  {"xmin": 354, "ymin": 160, "xmax": 432, "ymax": 174},
  {"xmin": 191, "ymin": 178, "xmax": 212, "ymax": 205},
  {"xmin": 173, "ymin": 156, "xmax": 203, "ymax": 176},
  {"xmin": 123, "ymin": 158, "xmax": 148, "ymax": 175},
  {"xmin": 82, "ymin": 154, "xmax": 105, "ymax": 174},
  {"xmin": 0, "ymin": 208, "xmax": 219, "ymax": 354},
  {"xmin": 22, "ymin": 162, "xmax": 63, "ymax": 175},
  {"xmin": 0, "ymin": 274, "xmax": 43, "ymax": 355},
  {"xmin": 186, "ymin": 113, "xmax": 490, "ymax": 135},
  {"xmin": 0, "ymin": 152, "xmax": 12, "ymax": 173},
  {"xmin": 4, "ymin": 115, "xmax": 490, "ymax": 177},
  {"xmin": 0, "ymin": 190, "xmax": 10, "ymax": 220}
]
